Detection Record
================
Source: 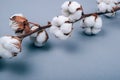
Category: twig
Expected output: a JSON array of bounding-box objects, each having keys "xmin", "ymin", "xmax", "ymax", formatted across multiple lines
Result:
[
  {"xmin": 74, "ymin": 6, "xmax": 120, "ymax": 23},
  {"xmin": 18, "ymin": 22, "xmax": 51, "ymax": 39}
]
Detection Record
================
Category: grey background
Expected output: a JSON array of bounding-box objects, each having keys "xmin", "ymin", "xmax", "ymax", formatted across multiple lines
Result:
[{"xmin": 0, "ymin": 0, "xmax": 120, "ymax": 80}]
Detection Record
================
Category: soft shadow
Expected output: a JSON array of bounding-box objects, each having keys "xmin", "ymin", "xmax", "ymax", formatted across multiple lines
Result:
[
  {"xmin": 25, "ymin": 41, "xmax": 52, "ymax": 54},
  {"xmin": 0, "ymin": 59, "xmax": 30, "ymax": 75},
  {"xmin": 63, "ymin": 42, "xmax": 80, "ymax": 53},
  {"xmin": 8, "ymin": 60, "xmax": 30, "ymax": 75},
  {"xmin": 0, "ymin": 59, "xmax": 7, "ymax": 71}
]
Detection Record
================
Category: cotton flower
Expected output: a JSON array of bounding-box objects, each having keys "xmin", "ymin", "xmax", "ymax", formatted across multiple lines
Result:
[
  {"xmin": 61, "ymin": 1, "xmax": 83, "ymax": 22},
  {"xmin": 97, "ymin": 0, "xmax": 119, "ymax": 17},
  {"xmin": 50, "ymin": 15, "xmax": 73, "ymax": 40},
  {"xmin": 80, "ymin": 14, "xmax": 102, "ymax": 35},
  {"xmin": 30, "ymin": 26, "xmax": 48, "ymax": 47},
  {"xmin": 9, "ymin": 13, "xmax": 30, "ymax": 35},
  {"xmin": 0, "ymin": 36, "xmax": 21, "ymax": 59}
]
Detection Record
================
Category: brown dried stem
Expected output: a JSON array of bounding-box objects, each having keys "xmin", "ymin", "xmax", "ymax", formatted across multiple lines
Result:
[
  {"xmin": 18, "ymin": 22, "xmax": 51, "ymax": 39},
  {"xmin": 74, "ymin": 6, "xmax": 120, "ymax": 23}
]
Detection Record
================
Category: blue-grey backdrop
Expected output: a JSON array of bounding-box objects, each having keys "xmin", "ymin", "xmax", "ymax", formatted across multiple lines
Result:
[{"xmin": 0, "ymin": 0, "xmax": 120, "ymax": 80}]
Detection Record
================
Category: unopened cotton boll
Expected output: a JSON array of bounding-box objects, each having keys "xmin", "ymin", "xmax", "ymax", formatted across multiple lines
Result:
[
  {"xmin": 61, "ymin": 1, "xmax": 83, "ymax": 22},
  {"xmin": 80, "ymin": 14, "xmax": 102, "ymax": 35},
  {"xmin": 0, "ymin": 36, "xmax": 21, "ymax": 59}
]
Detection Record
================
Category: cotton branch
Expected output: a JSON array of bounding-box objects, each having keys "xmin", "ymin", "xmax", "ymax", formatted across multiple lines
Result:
[
  {"xmin": 18, "ymin": 22, "xmax": 51, "ymax": 39},
  {"xmin": 74, "ymin": 6, "xmax": 120, "ymax": 23}
]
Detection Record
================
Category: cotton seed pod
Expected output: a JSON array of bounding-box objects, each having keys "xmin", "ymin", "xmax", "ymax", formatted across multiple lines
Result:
[
  {"xmin": 30, "ymin": 26, "xmax": 48, "ymax": 47},
  {"xmin": 80, "ymin": 14, "xmax": 102, "ymax": 35},
  {"xmin": 34, "ymin": 30, "xmax": 49, "ymax": 47},
  {"xmin": 50, "ymin": 16, "xmax": 73, "ymax": 40},
  {"xmin": 9, "ymin": 13, "xmax": 30, "ymax": 35},
  {"xmin": 61, "ymin": 1, "xmax": 83, "ymax": 22},
  {"xmin": 97, "ymin": 0, "xmax": 118, "ymax": 17},
  {"xmin": 0, "ymin": 36, "xmax": 21, "ymax": 59}
]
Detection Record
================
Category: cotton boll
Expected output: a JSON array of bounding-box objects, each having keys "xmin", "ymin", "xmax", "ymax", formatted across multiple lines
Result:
[
  {"xmin": 84, "ymin": 16, "xmax": 95, "ymax": 27},
  {"xmin": 0, "ymin": 36, "xmax": 21, "ymax": 53},
  {"xmin": 61, "ymin": 1, "xmax": 69, "ymax": 11},
  {"xmin": 68, "ymin": 1, "xmax": 81, "ymax": 13},
  {"xmin": 34, "ymin": 30, "xmax": 48, "ymax": 47},
  {"xmin": 60, "ymin": 23, "xmax": 73, "ymax": 34},
  {"xmin": 81, "ymin": 15, "xmax": 102, "ymax": 35},
  {"xmin": 98, "ymin": 2, "xmax": 108, "ymax": 12},
  {"xmin": 69, "ymin": 10, "xmax": 82, "ymax": 22},
  {"xmin": 9, "ymin": 14, "xmax": 31, "ymax": 36},
  {"xmin": 0, "ymin": 36, "xmax": 21, "ymax": 59}
]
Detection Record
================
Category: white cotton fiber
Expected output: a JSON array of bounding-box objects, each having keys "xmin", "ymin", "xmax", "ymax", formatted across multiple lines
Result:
[
  {"xmin": 60, "ymin": 23, "xmax": 72, "ymax": 34},
  {"xmin": 68, "ymin": 1, "xmax": 81, "ymax": 13},
  {"xmin": 69, "ymin": 10, "xmax": 82, "ymax": 22},
  {"xmin": 61, "ymin": 1, "xmax": 69, "ymax": 11},
  {"xmin": 34, "ymin": 30, "xmax": 48, "ymax": 47},
  {"xmin": 84, "ymin": 16, "xmax": 95, "ymax": 27}
]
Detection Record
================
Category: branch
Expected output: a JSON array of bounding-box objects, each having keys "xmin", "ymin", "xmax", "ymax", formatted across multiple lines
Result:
[
  {"xmin": 17, "ymin": 6, "xmax": 120, "ymax": 39},
  {"xmin": 18, "ymin": 22, "xmax": 51, "ymax": 39},
  {"xmin": 74, "ymin": 6, "xmax": 120, "ymax": 23}
]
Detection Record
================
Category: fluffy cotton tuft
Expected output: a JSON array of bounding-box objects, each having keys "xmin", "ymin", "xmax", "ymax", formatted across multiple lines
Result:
[
  {"xmin": 9, "ymin": 13, "xmax": 30, "ymax": 35},
  {"xmin": 80, "ymin": 14, "xmax": 102, "ymax": 35},
  {"xmin": 50, "ymin": 15, "xmax": 73, "ymax": 40},
  {"xmin": 30, "ymin": 26, "xmax": 48, "ymax": 47},
  {"xmin": 61, "ymin": 1, "xmax": 83, "ymax": 22},
  {"xmin": 97, "ymin": 0, "xmax": 118, "ymax": 17},
  {"xmin": 0, "ymin": 36, "xmax": 21, "ymax": 59}
]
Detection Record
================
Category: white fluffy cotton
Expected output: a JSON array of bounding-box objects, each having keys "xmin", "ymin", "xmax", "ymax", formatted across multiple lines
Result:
[
  {"xmin": 9, "ymin": 13, "xmax": 27, "ymax": 35},
  {"xmin": 50, "ymin": 15, "xmax": 73, "ymax": 40},
  {"xmin": 61, "ymin": 1, "xmax": 83, "ymax": 22},
  {"xmin": 34, "ymin": 30, "xmax": 48, "ymax": 47},
  {"xmin": 30, "ymin": 26, "xmax": 48, "ymax": 47},
  {"xmin": 80, "ymin": 15, "xmax": 102, "ymax": 35},
  {"xmin": 9, "ymin": 13, "xmax": 24, "ymax": 31},
  {"xmin": 97, "ymin": 0, "xmax": 118, "ymax": 17},
  {"xmin": 0, "ymin": 36, "xmax": 21, "ymax": 59}
]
